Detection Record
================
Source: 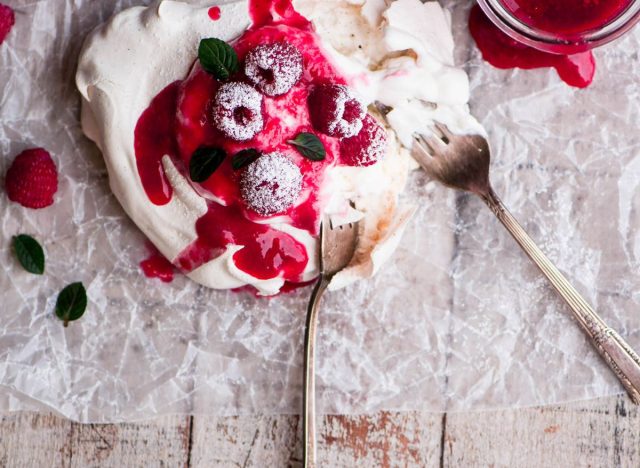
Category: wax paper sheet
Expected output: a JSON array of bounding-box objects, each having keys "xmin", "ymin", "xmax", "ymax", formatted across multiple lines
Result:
[{"xmin": 1, "ymin": 0, "xmax": 640, "ymax": 423}]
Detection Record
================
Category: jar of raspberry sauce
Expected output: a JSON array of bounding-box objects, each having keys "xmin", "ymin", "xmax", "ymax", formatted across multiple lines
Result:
[{"xmin": 477, "ymin": 0, "xmax": 640, "ymax": 53}]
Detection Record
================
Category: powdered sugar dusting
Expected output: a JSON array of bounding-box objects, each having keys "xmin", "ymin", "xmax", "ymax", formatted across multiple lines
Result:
[
  {"xmin": 308, "ymin": 84, "xmax": 365, "ymax": 138},
  {"xmin": 213, "ymin": 81, "xmax": 264, "ymax": 141},
  {"xmin": 245, "ymin": 42, "xmax": 303, "ymax": 96},
  {"xmin": 240, "ymin": 152, "xmax": 303, "ymax": 216}
]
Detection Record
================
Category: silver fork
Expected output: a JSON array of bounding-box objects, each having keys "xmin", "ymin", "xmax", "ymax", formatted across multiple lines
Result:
[
  {"xmin": 413, "ymin": 121, "xmax": 640, "ymax": 404},
  {"xmin": 303, "ymin": 215, "xmax": 359, "ymax": 468}
]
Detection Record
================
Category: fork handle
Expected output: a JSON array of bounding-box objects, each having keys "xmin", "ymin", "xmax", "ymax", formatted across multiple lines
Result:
[
  {"xmin": 303, "ymin": 276, "xmax": 329, "ymax": 468},
  {"xmin": 481, "ymin": 187, "xmax": 640, "ymax": 404}
]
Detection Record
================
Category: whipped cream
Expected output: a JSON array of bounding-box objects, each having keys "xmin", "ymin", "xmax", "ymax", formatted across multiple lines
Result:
[{"xmin": 76, "ymin": 0, "xmax": 480, "ymax": 294}]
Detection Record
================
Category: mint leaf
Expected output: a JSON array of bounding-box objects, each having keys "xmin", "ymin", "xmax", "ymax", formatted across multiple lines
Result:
[
  {"xmin": 198, "ymin": 38, "xmax": 239, "ymax": 80},
  {"xmin": 189, "ymin": 146, "xmax": 226, "ymax": 182},
  {"xmin": 232, "ymin": 149, "xmax": 261, "ymax": 170},
  {"xmin": 287, "ymin": 133, "xmax": 326, "ymax": 161},
  {"xmin": 13, "ymin": 234, "xmax": 45, "ymax": 275},
  {"xmin": 55, "ymin": 282, "xmax": 87, "ymax": 327}
]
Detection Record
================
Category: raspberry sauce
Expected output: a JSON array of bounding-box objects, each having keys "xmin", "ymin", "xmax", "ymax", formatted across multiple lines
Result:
[
  {"xmin": 133, "ymin": 82, "xmax": 180, "ymax": 205},
  {"xmin": 208, "ymin": 6, "xmax": 221, "ymax": 21},
  {"xmin": 500, "ymin": 0, "xmax": 633, "ymax": 36},
  {"xmin": 133, "ymin": 0, "xmax": 353, "ymax": 290},
  {"xmin": 177, "ymin": 203, "xmax": 308, "ymax": 280},
  {"xmin": 249, "ymin": 0, "xmax": 310, "ymax": 29},
  {"xmin": 140, "ymin": 244, "xmax": 175, "ymax": 283},
  {"xmin": 469, "ymin": 5, "xmax": 596, "ymax": 88}
]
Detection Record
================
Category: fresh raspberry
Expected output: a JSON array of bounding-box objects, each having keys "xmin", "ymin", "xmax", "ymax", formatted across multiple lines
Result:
[
  {"xmin": 339, "ymin": 115, "xmax": 387, "ymax": 167},
  {"xmin": 308, "ymin": 84, "xmax": 365, "ymax": 138},
  {"xmin": 5, "ymin": 148, "xmax": 58, "ymax": 209},
  {"xmin": 0, "ymin": 4, "xmax": 14, "ymax": 45},
  {"xmin": 244, "ymin": 42, "xmax": 303, "ymax": 96},
  {"xmin": 240, "ymin": 152, "xmax": 302, "ymax": 216},
  {"xmin": 213, "ymin": 82, "xmax": 264, "ymax": 141}
]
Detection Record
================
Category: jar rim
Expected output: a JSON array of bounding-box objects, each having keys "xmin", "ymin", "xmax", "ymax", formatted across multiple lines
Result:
[{"xmin": 477, "ymin": 0, "xmax": 640, "ymax": 54}]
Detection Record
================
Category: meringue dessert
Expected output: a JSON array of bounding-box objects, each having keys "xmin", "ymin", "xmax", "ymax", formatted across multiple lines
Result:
[{"xmin": 76, "ymin": 0, "xmax": 480, "ymax": 295}]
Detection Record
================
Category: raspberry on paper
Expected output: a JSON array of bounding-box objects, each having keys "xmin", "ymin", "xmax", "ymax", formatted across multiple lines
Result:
[{"xmin": 5, "ymin": 148, "xmax": 59, "ymax": 209}]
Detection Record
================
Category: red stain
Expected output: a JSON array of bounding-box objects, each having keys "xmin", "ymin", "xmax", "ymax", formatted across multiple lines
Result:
[
  {"xmin": 544, "ymin": 424, "xmax": 560, "ymax": 434},
  {"xmin": 208, "ymin": 6, "xmax": 221, "ymax": 21},
  {"xmin": 469, "ymin": 5, "xmax": 595, "ymax": 88}
]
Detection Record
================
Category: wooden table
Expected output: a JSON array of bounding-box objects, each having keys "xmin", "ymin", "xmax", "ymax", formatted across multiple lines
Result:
[{"xmin": 1, "ymin": 394, "xmax": 638, "ymax": 467}]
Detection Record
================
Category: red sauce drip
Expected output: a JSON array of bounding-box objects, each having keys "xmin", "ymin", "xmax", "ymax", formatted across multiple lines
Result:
[
  {"xmin": 208, "ymin": 6, "xmax": 221, "ymax": 21},
  {"xmin": 500, "ymin": 0, "xmax": 633, "ymax": 36},
  {"xmin": 133, "ymin": 82, "xmax": 180, "ymax": 205},
  {"xmin": 279, "ymin": 279, "xmax": 316, "ymax": 293},
  {"xmin": 140, "ymin": 245, "xmax": 175, "ymax": 283},
  {"xmin": 469, "ymin": 5, "xmax": 596, "ymax": 88},
  {"xmin": 176, "ymin": 203, "xmax": 308, "ymax": 281},
  {"xmin": 232, "ymin": 279, "xmax": 316, "ymax": 296}
]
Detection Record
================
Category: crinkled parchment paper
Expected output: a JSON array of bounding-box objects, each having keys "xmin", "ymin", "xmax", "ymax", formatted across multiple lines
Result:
[{"xmin": 1, "ymin": 0, "xmax": 640, "ymax": 422}]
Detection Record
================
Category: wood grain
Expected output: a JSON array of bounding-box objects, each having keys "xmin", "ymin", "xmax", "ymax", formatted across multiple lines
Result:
[
  {"xmin": 190, "ymin": 415, "xmax": 299, "ymax": 467},
  {"xmin": 189, "ymin": 411, "xmax": 443, "ymax": 467},
  {"xmin": 320, "ymin": 411, "xmax": 443, "ymax": 467},
  {"xmin": 0, "ymin": 412, "xmax": 72, "ymax": 468},
  {"xmin": 443, "ymin": 395, "xmax": 640, "ymax": 468},
  {"xmin": 68, "ymin": 415, "xmax": 191, "ymax": 468},
  {"xmin": 0, "ymin": 396, "xmax": 638, "ymax": 467}
]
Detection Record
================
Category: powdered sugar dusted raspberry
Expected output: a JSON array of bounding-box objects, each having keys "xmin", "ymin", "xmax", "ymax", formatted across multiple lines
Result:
[
  {"xmin": 213, "ymin": 82, "xmax": 264, "ymax": 141},
  {"xmin": 240, "ymin": 152, "xmax": 302, "ymax": 216},
  {"xmin": 340, "ymin": 114, "xmax": 388, "ymax": 167},
  {"xmin": 0, "ymin": 4, "xmax": 15, "ymax": 44},
  {"xmin": 244, "ymin": 42, "xmax": 303, "ymax": 96},
  {"xmin": 308, "ymin": 84, "xmax": 365, "ymax": 138}
]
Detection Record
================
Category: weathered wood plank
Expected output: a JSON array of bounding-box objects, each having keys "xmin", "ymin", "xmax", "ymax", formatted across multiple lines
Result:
[
  {"xmin": 319, "ymin": 411, "xmax": 443, "ymax": 468},
  {"xmin": 443, "ymin": 395, "xmax": 640, "ymax": 468},
  {"xmin": 0, "ymin": 412, "xmax": 73, "ymax": 468},
  {"xmin": 189, "ymin": 411, "xmax": 443, "ymax": 467},
  {"xmin": 68, "ymin": 415, "xmax": 191, "ymax": 468},
  {"xmin": 190, "ymin": 415, "xmax": 299, "ymax": 467},
  {"xmin": 2, "ymin": 396, "xmax": 638, "ymax": 467},
  {"xmin": 0, "ymin": 412, "xmax": 191, "ymax": 468}
]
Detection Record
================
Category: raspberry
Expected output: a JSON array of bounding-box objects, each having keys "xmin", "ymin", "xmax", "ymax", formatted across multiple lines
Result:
[
  {"xmin": 0, "ymin": 4, "xmax": 14, "ymax": 45},
  {"xmin": 308, "ymin": 84, "xmax": 365, "ymax": 138},
  {"xmin": 5, "ymin": 148, "xmax": 58, "ymax": 209},
  {"xmin": 244, "ymin": 42, "xmax": 303, "ymax": 96},
  {"xmin": 213, "ymin": 82, "xmax": 264, "ymax": 141},
  {"xmin": 339, "ymin": 115, "xmax": 387, "ymax": 167},
  {"xmin": 240, "ymin": 152, "xmax": 302, "ymax": 216}
]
